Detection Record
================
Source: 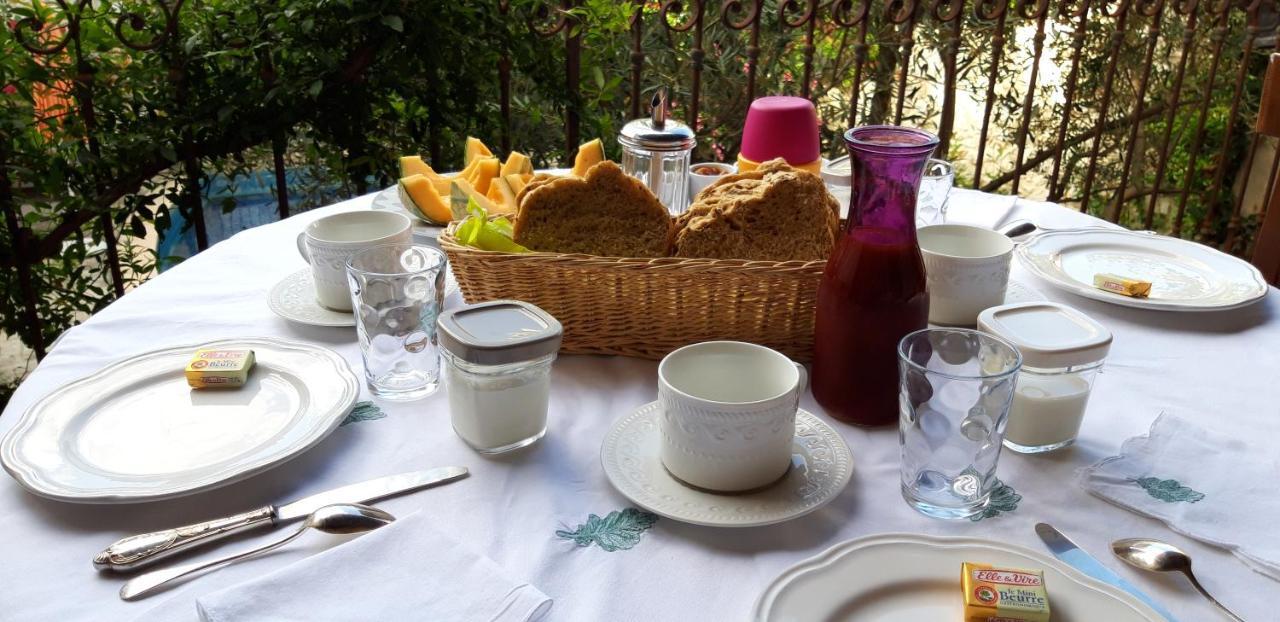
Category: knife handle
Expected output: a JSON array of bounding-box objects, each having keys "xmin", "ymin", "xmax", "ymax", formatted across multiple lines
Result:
[{"xmin": 93, "ymin": 506, "xmax": 275, "ymax": 572}]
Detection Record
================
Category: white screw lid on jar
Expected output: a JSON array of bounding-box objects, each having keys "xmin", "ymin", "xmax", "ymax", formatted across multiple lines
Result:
[
  {"xmin": 436, "ymin": 300, "xmax": 563, "ymax": 366},
  {"xmin": 976, "ymin": 301, "xmax": 1112, "ymax": 369}
]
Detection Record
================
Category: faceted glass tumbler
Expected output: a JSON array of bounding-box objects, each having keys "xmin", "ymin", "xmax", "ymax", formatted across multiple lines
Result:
[
  {"xmin": 916, "ymin": 158, "xmax": 954, "ymax": 228},
  {"xmin": 898, "ymin": 328, "xmax": 1022, "ymax": 520},
  {"xmin": 347, "ymin": 244, "xmax": 448, "ymax": 401}
]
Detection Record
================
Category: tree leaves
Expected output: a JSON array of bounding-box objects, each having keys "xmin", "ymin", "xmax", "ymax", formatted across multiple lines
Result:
[{"xmin": 380, "ymin": 15, "xmax": 403, "ymax": 33}]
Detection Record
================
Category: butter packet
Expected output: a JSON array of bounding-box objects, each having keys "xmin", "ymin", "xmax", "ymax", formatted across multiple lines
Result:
[
  {"xmin": 185, "ymin": 349, "xmax": 255, "ymax": 389},
  {"xmin": 961, "ymin": 562, "xmax": 1050, "ymax": 622},
  {"xmin": 1093, "ymin": 272, "xmax": 1152, "ymax": 298}
]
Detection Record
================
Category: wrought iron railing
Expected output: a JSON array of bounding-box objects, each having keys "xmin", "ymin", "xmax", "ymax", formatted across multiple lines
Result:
[{"xmin": 2, "ymin": 0, "xmax": 1276, "ymax": 361}]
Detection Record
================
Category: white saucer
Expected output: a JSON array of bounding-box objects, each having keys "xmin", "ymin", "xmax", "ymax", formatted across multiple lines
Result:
[
  {"xmin": 267, "ymin": 269, "xmax": 356, "ymax": 327},
  {"xmin": 601, "ymin": 402, "xmax": 853, "ymax": 528}
]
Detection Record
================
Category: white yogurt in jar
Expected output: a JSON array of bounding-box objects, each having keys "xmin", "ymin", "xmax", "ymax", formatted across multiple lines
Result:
[
  {"xmin": 436, "ymin": 300, "xmax": 563, "ymax": 455},
  {"xmin": 446, "ymin": 359, "xmax": 551, "ymax": 452},
  {"xmin": 1004, "ymin": 373, "xmax": 1092, "ymax": 449}
]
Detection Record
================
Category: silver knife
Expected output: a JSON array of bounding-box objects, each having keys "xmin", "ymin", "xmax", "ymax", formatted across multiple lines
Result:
[
  {"xmin": 1035, "ymin": 523, "xmax": 1177, "ymax": 621},
  {"xmin": 94, "ymin": 466, "xmax": 468, "ymax": 572}
]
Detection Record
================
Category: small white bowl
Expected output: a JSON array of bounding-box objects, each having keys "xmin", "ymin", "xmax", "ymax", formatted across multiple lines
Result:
[{"xmin": 689, "ymin": 162, "xmax": 736, "ymax": 201}]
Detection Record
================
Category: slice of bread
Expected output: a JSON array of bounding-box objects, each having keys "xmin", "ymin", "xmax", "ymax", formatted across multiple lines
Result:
[
  {"xmin": 513, "ymin": 161, "xmax": 674, "ymax": 257},
  {"xmin": 673, "ymin": 158, "xmax": 839, "ymax": 261}
]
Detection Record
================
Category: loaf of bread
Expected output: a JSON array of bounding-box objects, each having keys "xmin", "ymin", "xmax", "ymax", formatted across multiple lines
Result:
[
  {"xmin": 513, "ymin": 161, "xmax": 674, "ymax": 257},
  {"xmin": 673, "ymin": 158, "xmax": 839, "ymax": 261}
]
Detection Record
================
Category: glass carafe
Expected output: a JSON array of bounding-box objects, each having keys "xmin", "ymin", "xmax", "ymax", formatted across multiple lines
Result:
[{"xmin": 812, "ymin": 125, "xmax": 939, "ymax": 426}]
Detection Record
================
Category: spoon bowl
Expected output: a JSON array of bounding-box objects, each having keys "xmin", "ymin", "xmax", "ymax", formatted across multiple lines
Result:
[
  {"xmin": 121, "ymin": 503, "xmax": 395, "ymax": 601},
  {"xmin": 1112, "ymin": 538, "xmax": 1242, "ymax": 621}
]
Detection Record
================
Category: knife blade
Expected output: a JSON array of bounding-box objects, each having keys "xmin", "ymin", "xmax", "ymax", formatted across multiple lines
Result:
[
  {"xmin": 94, "ymin": 466, "xmax": 468, "ymax": 572},
  {"xmin": 1035, "ymin": 523, "xmax": 1177, "ymax": 622}
]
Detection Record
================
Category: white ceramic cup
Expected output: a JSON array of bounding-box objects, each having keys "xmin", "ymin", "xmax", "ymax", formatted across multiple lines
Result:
[
  {"xmin": 296, "ymin": 211, "xmax": 412, "ymax": 311},
  {"xmin": 658, "ymin": 341, "xmax": 805, "ymax": 492},
  {"xmin": 919, "ymin": 224, "xmax": 1015, "ymax": 326}
]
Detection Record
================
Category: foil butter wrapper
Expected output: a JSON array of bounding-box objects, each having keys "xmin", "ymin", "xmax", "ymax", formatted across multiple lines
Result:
[
  {"xmin": 185, "ymin": 348, "xmax": 255, "ymax": 389},
  {"xmin": 961, "ymin": 562, "xmax": 1051, "ymax": 622},
  {"xmin": 1093, "ymin": 272, "xmax": 1152, "ymax": 298}
]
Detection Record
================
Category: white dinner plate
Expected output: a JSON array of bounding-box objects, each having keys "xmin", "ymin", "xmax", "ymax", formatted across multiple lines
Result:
[
  {"xmin": 370, "ymin": 186, "xmax": 445, "ymax": 246},
  {"xmin": 753, "ymin": 533, "xmax": 1163, "ymax": 621},
  {"xmin": 0, "ymin": 337, "xmax": 359, "ymax": 503},
  {"xmin": 1017, "ymin": 228, "xmax": 1268, "ymax": 311},
  {"xmin": 601, "ymin": 402, "xmax": 853, "ymax": 528},
  {"xmin": 268, "ymin": 269, "xmax": 356, "ymax": 327}
]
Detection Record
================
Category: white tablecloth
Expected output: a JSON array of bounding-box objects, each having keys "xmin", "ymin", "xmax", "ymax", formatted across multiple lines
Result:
[{"xmin": 2, "ymin": 189, "xmax": 1276, "ymax": 621}]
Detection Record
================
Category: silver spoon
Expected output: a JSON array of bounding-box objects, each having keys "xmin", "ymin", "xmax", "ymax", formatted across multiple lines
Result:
[
  {"xmin": 1112, "ymin": 538, "xmax": 1244, "ymax": 621},
  {"xmin": 120, "ymin": 503, "xmax": 395, "ymax": 601}
]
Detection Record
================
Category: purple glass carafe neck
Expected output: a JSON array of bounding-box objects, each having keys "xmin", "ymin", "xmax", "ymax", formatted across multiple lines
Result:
[{"xmin": 842, "ymin": 125, "xmax": 940, "ymax": 239}]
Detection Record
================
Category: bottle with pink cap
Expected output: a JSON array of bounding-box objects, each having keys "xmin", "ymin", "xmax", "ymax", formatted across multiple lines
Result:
[{"xmin": 737, "ymin": 96, "xmax": 823, "ymax": 174}]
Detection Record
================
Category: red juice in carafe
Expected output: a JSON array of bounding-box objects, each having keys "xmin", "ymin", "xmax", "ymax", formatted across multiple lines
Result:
[
  {"xmin": 812, "ymin": 125, "xmax": 938, "ymax": 426},
  {"xmin": 813, "ymin": 227, "xmax": 928, "ymax": 425}
]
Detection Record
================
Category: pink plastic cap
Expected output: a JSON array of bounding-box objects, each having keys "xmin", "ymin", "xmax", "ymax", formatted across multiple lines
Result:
[{"xmin": 740, "ymin": 96, "xmax": 821, "ymax": 165}]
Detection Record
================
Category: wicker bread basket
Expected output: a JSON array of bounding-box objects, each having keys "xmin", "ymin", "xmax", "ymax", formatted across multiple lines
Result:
[{"xmin": 439, "ymin": 224, "xmax": 827, "ymax": 361}]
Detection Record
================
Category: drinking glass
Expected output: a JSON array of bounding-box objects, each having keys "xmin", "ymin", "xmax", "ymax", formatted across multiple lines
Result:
[
  {"xmin": 898, "ymin": 328, "xmax": 1022, "ymax": 519},
  {"xmin": 916, "ymin": 158, "xmax": 954, "ymax": 228},
  {"xmin": 347, "ymin": 244, "xmax": 448, "ymax": 400}
]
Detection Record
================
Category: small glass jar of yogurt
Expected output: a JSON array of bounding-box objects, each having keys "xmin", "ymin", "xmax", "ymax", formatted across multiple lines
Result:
[
  {"xmin": 977, "ymin": 302, "xmax": 1112, "ymax": 453},
  {"xmin": 437, "ymin": 300, "xmax": 562, "ymax": 454}
]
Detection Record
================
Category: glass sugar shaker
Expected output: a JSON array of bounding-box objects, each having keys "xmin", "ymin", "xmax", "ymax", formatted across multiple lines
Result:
[{"xmin": 619, "ymin": 87, "xmax": 696, "ymax": 215}]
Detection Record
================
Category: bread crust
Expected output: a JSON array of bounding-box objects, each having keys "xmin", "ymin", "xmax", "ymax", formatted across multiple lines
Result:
[
  {"xmin": 513, "ymin": 161, "xmax": 674, "ymax": 257},
  {"xmin": 673, "ymin": 158, "xmax": 839, "ymax": 261}
]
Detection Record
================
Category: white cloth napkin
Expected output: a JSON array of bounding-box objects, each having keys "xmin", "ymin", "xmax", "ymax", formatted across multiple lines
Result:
[
  {"xmin": 1078, "ymin": 413, "xmax": 1280, "ymax": 581},
  {"xmin": 195, "ymin": 511, "xmax": 552, "ymax": 622}
]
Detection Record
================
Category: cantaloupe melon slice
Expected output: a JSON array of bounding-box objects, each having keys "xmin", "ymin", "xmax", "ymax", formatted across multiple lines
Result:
[
  {"xmin": 504, "ymin": 173, "xmax": 528, "ymax": 194},
  {"xmin": 449, "ymin": 178, "xmax": 499, "ymax": 220},
  {"xmin": 456, "ymin": 156, "xmax": 484, "ymax": 182},
  {"xmin": 500, "ymin": 151, "xmax": 533, "ymax": 177},
  {"xmin": 464, "ymin": 137, "xmax": 493, "ymax": 166},
  {"xmin": 397, "ymin": 174, "xmax": 452, "ymax": 224},
  {"xmin": 399, "ymin": 155, "xmax": 440, "ymax": 179},
  {"xmin": 470, "ymin": 157, "xmax": 501, "ymax": 195},
  {"xmin": 571, "ymin": 138, "xmax": 604, "ymax": 177},
  {"xmin": 490, "ymin": 177, "xmax": 518, "ymax": 215}
]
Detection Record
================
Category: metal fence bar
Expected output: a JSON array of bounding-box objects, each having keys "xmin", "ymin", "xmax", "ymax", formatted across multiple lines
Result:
[
  {"xmin": 661, "ymin": 1, "xmax": 707, "ymax": 130},
  {"xmin": 1078, "ymin": 0, "xmax": 1133, "ymax": 212},
  {"xmin": 1047, "ymin": 0, "xmax": 1092, "ymax": 201},
  {"xmin": 630, "ymin": 3, "xmax": 645, "ymax": 120},
  {"xmin": 1108, "ymin": 0, "xmax": 1166, "ymax": 223},
  {"xmin": 1172, "ymin": 0, "xmax": 1233, "ymax": 234},
  {"xmin": 1011, "ymin": 0, "xmax": 1050, "ymax": 196},
  {"xmin": 0, "ymin": 148, "xmax": 46, "ymax": 359},
  {"xmin": 1200, "ymin": 0, "xmax": 1263, "ymax": 243},
  {"xmin": 890, "ymin": 0, "xmax": 920, "ymax": 127},
  {"xmin": 1144, "ymin": 0, "xmax": 1200, "ymax": 231},
  {"xmin": 933, "ymin": 0, "xmax": 965, "ymax": 158},
  {"xmin": 973, "ymin": 0, "xmax": 1010, "ymax": 188}
]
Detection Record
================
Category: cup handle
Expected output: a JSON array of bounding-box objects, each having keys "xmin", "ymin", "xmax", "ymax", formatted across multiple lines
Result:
[
  {"xmin": 296, "ymin": 231, "xmax": 310, "ymax": 264},
  {"xmin": 793, "ymin": 362, "xmax": 808, "ymax": 392}
]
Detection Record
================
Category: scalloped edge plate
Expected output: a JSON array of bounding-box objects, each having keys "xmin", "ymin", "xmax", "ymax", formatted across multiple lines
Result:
[
  {"xmin": 601, "ymin": 401, "xmax": 853, "ymax": 528},
  {"xmin": 0, "ymin": 337, "xmax": 359, "ymax": 504},
  {"xmin": 1017, "ymin": 228, "xmax": 1268, "ymax": 311},
  {"xmin": 753, "ymin": 533, "xmax": 1164, "ymax": 621}
]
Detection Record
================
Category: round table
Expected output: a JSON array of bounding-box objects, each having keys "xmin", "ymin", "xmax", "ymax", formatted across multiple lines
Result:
[{"xmin": 2, "ymin": 189, "xmax": 1276, "ymax": 621}]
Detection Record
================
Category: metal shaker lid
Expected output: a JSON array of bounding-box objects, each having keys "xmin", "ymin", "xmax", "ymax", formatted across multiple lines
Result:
[{"xmin": 619, "ymin": 88, "xmax": 696, "ymax": 152}]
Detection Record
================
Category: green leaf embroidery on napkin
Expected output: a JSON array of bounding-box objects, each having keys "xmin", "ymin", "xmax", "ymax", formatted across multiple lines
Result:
[
  {"xmin": 970, "ymin": 480, "xmax": 1021, "ymax": 522},
  {"xmin": 340, "ymin": 401, "xmax": 385, "ymax": 426},
  {"xmin": 556, "ymin": 508, "xmax": 658, "ymax": 552},
  {"xmin": 1134, "ymin": 477, "xmax": 1205, "ymax": 503}
]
